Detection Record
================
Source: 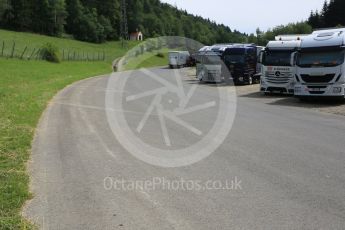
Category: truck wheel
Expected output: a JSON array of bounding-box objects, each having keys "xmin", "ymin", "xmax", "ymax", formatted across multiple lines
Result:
[
  {"xmin": 255, "ymin": 77, "xmax": 260, "ymax": 84},
  {"xmin": 248, "ymin": 76, "xmax": 253, "ymax": 85}
]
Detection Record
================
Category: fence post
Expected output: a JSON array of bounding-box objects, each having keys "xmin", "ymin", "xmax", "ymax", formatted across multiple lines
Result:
[
  {"xmin": 28, "ymin": 48, "xmax": 36, "ymax": 60},
  {"xmin": 103, "ymin": 51, "xmax": 105, "ymax": 61},
  {"xmin": 1, "ymin": 41, "xmax": 4, "ymax": 57},
  {"xmin": 36, "ymin": 49, "xmax": 41, "ymax": 60},
  {"xmin": 10, "ymin": 41, "xmax": 15, "ymax": 58},
  {"xmin": 20, "ymin": 46, "xmax": 27, "ymax": 59},
  {"xmin": 73, "ymin": 51, "xmax": 76, "ymax": 61}
]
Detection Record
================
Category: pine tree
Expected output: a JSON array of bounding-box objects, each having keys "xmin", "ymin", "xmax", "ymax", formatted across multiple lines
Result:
[
  {"xmin": 4, "ymin": 0, "xmax": 32, "ymax": 30},
  {"xmin": 51, "ymin": 0, "xmax": 68, "ymax": 36},
  {"xmin": 31, "ymin": 0, "xmax": 54, "ymax": 34},
  {"xmin": 65, "ymin": 0, "xmax": 83, "ymax": 35}
]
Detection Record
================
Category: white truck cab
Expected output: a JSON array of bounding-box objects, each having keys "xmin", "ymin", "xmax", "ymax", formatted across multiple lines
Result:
[
  {"xmin": 260, "ymin": 35, "xmax": 306, "ymax": 94},
  {"xmin": 294, "ymin": 28, "xmax": 345, "ymax": 100}
]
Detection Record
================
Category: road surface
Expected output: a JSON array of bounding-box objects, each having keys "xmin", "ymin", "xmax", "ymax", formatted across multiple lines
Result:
[{"xmin": 24, "ymin": 68, "xmax": 345, "ymax": 229}]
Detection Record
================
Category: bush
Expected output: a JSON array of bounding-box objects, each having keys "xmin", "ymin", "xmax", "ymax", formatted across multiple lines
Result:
[
  {"xmin": 40, "ymin": 43, "xmax": 60, "ymax": 63},
  {"xmin": 156, "ymin": 52, "xmax": 165, "ymax": 58}
]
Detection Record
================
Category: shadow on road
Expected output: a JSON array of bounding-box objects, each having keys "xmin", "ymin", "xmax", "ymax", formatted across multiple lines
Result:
[
  {"xmin": 239, "ymin": 90, "xmax": 345, "ymax": 110},
  {"xmin": 267, "ymin": 97, "xmax": 344, "ymax": 108}
]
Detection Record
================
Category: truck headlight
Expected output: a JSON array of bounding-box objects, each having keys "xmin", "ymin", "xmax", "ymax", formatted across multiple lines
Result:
[{"xmin": 333, "ymin": 87, "xmax": 342, "ymax": 93}]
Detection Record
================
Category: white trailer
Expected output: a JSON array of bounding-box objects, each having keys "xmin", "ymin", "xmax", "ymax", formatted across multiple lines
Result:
[
  {"xmin": 169, "ymin": 51, "xmax": 190, "ymax": 69},
  {"xmin": 260, "ymin": 35, "xmax": 306, "ymax": 94},
  {"xmin": 294, "ymin": 28, "xmax": 345, "ymax": 100}
]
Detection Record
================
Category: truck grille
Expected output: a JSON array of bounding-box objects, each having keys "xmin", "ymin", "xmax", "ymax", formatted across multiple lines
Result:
[
  {"xmin": 265, "ymin": 71, "xmax": 292, "ymax": 84},
  {"xmin": 300, "ymin": 74, "xmax": 335, "ymax": 83}
]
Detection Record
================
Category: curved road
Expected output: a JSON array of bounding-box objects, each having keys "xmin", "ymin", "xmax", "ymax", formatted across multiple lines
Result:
[{"xmin": 24, "ymin": 68, "xmax": 345, "ymax": 229}]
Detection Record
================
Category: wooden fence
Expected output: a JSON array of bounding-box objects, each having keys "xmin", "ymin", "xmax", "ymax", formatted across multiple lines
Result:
[{"xmin": 0, "ymin": 40, "xmax": 106, "ymax": 61}]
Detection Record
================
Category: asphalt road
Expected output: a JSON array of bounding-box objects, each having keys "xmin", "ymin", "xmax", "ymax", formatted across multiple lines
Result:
[{"xmin": 24, "ymin": 67, "xmax": 345, "ymax": 229}]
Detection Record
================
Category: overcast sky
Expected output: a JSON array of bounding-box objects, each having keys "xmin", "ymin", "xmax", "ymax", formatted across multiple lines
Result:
[{"xmin": 160, "ymin": 0, "xmax": 325, "ymax": 34}]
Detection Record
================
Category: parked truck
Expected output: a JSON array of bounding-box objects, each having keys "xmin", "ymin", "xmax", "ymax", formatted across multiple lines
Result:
[
  {"xmin": 210, "ymin": 44, "xmax": 234, "ymax": 57},
  {"xmin": 294, "ymin": 28, "xmax": 345, "ymax": 100},
  {"xmin": 260, "ymin": 35, "xmax": 306, "ymax": 95},
  {"xmin": 169, "ymin": 51, "xmax": 190, "ymax": 69},
  {"xmin": 222, "ymin": 44, "xmax": 263, "ymax": 85},
  {"xmin": 195, "ymin": 51, "xmax": 223, "ymax": 83}
]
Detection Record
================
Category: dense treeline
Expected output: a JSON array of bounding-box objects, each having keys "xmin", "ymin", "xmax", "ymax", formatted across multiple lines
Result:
[
  {"xmin": 1, "ymin": 0, "xmax": 342, "ymax": 45},
  {"xmin": 308, "ymin": 0, "xmax": 345, "ymax": 29},
  {"xmin": 0, "ymin": 0, "xmax": 247, "ymax": 44},
  {"xmin": 248, "ymin": 22, "xmax": 313, "ymax": 46}
]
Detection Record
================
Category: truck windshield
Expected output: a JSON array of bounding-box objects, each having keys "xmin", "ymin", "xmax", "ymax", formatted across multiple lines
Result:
[
  {"xmin": 223, "ymin": 55, "xmax": 245, "ymax": 64},
  {"xmin": 263, "ymin": 51, "xmax": 292, "ymax": 66},
  {"xmin": 204, "ymin": 56, "xmax": 221, "ymax": 65},
  {"xmin": 297, "ymin": 50, "xmax": 345, "ymax": 67}
]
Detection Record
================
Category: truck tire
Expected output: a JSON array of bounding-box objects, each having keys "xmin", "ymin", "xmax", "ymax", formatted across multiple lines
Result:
[{"xmin": 248, "ymin": 76, "xmax": 253, "ymax": 85}]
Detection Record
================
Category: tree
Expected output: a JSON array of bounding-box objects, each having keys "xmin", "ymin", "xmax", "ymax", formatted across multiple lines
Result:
[
  {"xmin": 51, "ymin": 0, "xmax": 68, "ymax": 36},
  {"xmin": 3, "ymin": 0, "xmax": 32, "ymax": 30},
  {"xmin": 308, "ymin": 0, "xmax": 345, "ymax": 28},
  {"xmin": 65, "ymin": 0, "xmax": 83, "ymax": 35}
]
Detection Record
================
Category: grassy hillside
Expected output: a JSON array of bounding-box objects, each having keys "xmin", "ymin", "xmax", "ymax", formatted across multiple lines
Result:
[{"xmin": 0, "ymin": 29, "xmax": 139, "ymax": 62}]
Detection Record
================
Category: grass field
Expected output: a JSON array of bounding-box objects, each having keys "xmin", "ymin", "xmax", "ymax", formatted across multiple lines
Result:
[{"xmin": 0, "ymin": 29, "xmax": 139, "ymax": 62}]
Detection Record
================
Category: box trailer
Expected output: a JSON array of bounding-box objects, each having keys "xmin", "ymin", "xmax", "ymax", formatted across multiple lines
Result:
[{"xmin": 169, "ymin": 51, "xmax": 190, "ymax": 69}]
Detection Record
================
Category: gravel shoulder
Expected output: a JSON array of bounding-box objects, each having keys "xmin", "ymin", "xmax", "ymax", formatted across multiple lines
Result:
[{"xmin": 236, "ymin": 84, "xmax": 345, "ymax": 117}]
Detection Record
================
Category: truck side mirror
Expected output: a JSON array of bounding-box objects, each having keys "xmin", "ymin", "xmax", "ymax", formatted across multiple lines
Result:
[
  {"xmin": 258, "ymin": 51, "xmax": 264, "ymax": 64},
  {"xmin": 290, "ymin": 52, "xmax": 297, "ymax": 66}
]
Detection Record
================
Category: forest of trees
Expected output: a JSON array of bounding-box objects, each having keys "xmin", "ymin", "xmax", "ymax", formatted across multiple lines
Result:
[
  {"xmin": 0, "ymin": 0, "xmax": 343, "ymax": 45},
  {"xmin": 0, "ymin": 0, "xmax": 247, "ymax": 44},
  {"xmin": 308, "ymin": 0, "xmax": 345, "ymax": 29},
  {"xmin": 248, "ymin": 22, "xmax": 313, "ymax": 46}
]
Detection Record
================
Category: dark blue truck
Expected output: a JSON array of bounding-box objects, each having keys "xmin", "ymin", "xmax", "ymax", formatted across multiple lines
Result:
[{"xmin": 222, "ymin": 44, "xmax": 263, "ymax": 85}]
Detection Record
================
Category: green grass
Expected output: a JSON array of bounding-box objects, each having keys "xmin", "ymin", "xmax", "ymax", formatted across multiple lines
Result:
[
  {"xmin": 0, "ymin": 29, "xmax": 139, "ymax": 62},
  {"xmin": 124, "ymin": 49, "xmax": 169, "ymax": 70},
  {"xmin": 0, "ymin": 58, "xmax": 112, "ymax": 229}
]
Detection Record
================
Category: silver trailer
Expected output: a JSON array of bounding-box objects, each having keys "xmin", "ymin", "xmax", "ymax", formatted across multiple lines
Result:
[{"xmin": 169, "ymin": 51, "xmax": 190, "ymax": 69}]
